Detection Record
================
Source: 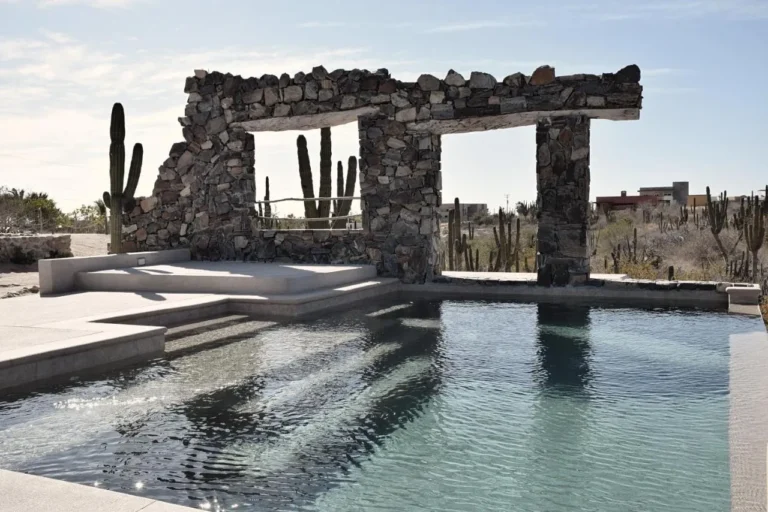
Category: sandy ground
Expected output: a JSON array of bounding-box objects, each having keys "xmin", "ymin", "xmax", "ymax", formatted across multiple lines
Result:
[{"xmin": 0, "ymin": 234, "xmax": 108, "ymax": 299}]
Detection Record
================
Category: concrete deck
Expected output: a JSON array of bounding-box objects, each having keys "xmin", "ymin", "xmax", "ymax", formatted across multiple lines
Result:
[
  {"xmin": 75, "ymin": 261, "xmax": 377, "ymax": 295},
  {"xmin": 0, "ymin": 469, "xmax": 195, "ymax": 511}
]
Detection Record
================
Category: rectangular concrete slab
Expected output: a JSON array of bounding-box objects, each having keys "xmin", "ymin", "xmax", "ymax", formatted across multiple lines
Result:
[
  {"xmin": 0, "ymin": 469, "xmax": 195, "ymax": 511},
  {"xmin": 75, "ymin": 261, "xmax": 377, "ymax": 295}
]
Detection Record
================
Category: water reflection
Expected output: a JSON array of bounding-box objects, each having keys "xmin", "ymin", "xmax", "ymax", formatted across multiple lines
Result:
[
  {"xmin": 534, "ymin": 303, "xmax": 594, "ymax": 392},
  {"xmin": 42, "ymin": 301, "xmax": 447, "ymax": 510}
]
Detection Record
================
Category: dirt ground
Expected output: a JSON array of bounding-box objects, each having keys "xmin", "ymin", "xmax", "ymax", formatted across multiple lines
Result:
[{"xmin": 0, "ymin": 234, "xmax": 108, "ymax": 299}]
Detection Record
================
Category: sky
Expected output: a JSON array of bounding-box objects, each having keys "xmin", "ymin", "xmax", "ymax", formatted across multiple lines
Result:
[{"xmin": 0, "ymin": 0, "xmax": 767, "ymax": 216}]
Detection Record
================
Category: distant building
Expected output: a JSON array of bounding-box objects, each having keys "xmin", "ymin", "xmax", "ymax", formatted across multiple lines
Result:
[
  {"xmin": 595, "ymin": 191, "xmax": 659, "ymax": 211},
  {"xmin": 438, "ymin": 203, "xmax": 489, "ymax": 220},
  {"xmin": 597, "ymin": 181, "xmax": 689, "ymax": 212}
]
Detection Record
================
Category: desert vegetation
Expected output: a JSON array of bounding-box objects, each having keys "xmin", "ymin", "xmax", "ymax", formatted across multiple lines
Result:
[{"xmin": 441, "ymin": 188, "xmax": 768, "ymax": 288}]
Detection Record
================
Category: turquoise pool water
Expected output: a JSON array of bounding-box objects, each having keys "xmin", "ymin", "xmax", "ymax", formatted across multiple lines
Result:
[{"xmin": 0, "ymin": 300, "xmax": 759, "ymax": 511}]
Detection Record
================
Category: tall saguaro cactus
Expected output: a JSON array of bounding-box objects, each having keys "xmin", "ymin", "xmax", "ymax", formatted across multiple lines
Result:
[
  {"xmin": 103, "ymin": 103, "xmax": 142, "ymax": 254},
  {"xmin": 296, "ymin": 127, "xmax": 356, "ymax": 229},
  {"xmin": 706, "ymin": 186, "xmax": 729, "ymax": 265},
  {"xmin": 332, "ymin": 156, "xmax": 357, "ymax": 229},
  {"xmin": 745, "ymin": 196, "xmax": 765, "ymax": 282}
]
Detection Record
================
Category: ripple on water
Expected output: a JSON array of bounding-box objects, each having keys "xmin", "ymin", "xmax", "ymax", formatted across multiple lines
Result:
[{"xmin": 0, "ymin": 300, "xmax": 755, "ymax": 512}]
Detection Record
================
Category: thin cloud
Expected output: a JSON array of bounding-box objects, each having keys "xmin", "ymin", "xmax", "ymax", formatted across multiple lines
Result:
[
  {"xmin": 425, "ymin": 20, "xmax": 543, "ymax": 33},
  {"xmin": 592, "ymin": 0, "xmax": 768, "ymax": 20},
  {"xmin": 298, "ymin": 21, "xmax": 346, "ymax": 28},
  {"xmin": 38, "ymin": 0, "xmax": 144, "ymax": 7}
]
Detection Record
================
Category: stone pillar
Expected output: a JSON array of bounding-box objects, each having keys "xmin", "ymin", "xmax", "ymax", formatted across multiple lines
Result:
[
  {"xmin": 358, "ymin": 113, "xmax": 441, "ymax": 283},
  {"xmin": 536, "ymin": 115, "xmax": 590, "ymax": 286}
]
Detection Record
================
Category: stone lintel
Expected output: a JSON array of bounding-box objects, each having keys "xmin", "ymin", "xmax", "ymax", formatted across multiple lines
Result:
[
  {"xmin": 408, "ymin": 108, "xmax": 638, "ymax": 135},
  {"xmin": 235, "ymin": 107, "xmax": 379, "ymax": 132}
]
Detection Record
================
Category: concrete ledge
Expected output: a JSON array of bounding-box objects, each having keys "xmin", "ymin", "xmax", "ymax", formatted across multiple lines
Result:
[
  {"xmin": 0, "ymin": 469, "xmax": 195, "ymax": 512},
  {"xmin": 39, "ymin": 249, "xmax": 191, "ymax": 296},
  {"xmin": 406, "ymin": 280, "xmax": 728, "ymax": 308},
  {"xmin": 74, "ymin": 262, "xmax": 377, "ymax": 295},
  {"xmin": 727, "ymin": 285, "xmax": 761, "ymax": 305}
]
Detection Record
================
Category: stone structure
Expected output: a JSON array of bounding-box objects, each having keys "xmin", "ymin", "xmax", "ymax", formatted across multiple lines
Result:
[
  {"xmin": 0, "ymin": 234, "xmax": 72, "ymax": 264},
  {"xmin": 123, "ymin": 64, "xmax": 643, "ymax": 284}
]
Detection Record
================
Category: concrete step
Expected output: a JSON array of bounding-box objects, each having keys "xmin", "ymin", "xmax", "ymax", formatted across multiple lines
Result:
[{"xmin": 75, "ymin": 261, "xmax": 378, "ymax": 296}]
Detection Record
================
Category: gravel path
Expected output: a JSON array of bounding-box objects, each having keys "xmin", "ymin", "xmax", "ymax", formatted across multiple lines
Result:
[{"xmin": 0, "ymin": 234, "xmax": 108, "ymax": 299}]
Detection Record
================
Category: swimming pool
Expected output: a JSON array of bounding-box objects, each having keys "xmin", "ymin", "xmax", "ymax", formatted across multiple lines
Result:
[{"xmin": 0, "ymin": 300, "xmax": 760, "ymax": 511}]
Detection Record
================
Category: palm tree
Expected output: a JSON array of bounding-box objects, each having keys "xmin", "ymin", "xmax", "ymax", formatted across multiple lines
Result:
[
  {"xmin": 95, "ymin": 198, "xmax": 108, "ymax": 234},
  {"xmin": 10, "ymin": 188, "xmax": 25, "ymax": 200}
]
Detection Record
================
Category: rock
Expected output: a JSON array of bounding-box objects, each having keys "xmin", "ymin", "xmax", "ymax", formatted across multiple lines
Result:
[
  {"xmin": 445, "ymin": 70, "xmax": 466, "ymax": 86},
  {"xmin": 469, "ymin": 72, "xmax": 497, "ymax": 89},
  {"xmin": 429, "ymin": 91, "xmax": 445, "ymax": 104},
  {"xmin": 387, "ymin": 137, "xmax": 407, "ymax": 149},
  {"xmin": 187, "ymin": 92, "xmax": 202, "ymax": 103},
  {"xmin": 264, "ymin": 87, "xmax": 279, "ymax": 106},
  {"xmin": 305, "ymin": 81, "xmax": 319, "ymax": 100},
  {"xmin": 283, "ymin": 85, "xmax": 303, "ymax": 102},
  {"xmin": 312, "ymin": 66, "xmax": 328, "ymax": 80},
  {"xmin": 503, "ymin": 72, "xmax": 525, "ymax": 87},
  {"xmin": 206, "ymin": 116, "xmax": 227, "ymax": 135},
  {"xmin": 395, "ymin": 107, "xmax": 417, "ymax": 122},
  {"xmin": 615, "ymin": 64, "xmax": 641, "ymax": 83},
  {"xmin": 530, "ymin": 65, "xmax": 556, "ymax": 85},
  {"xmin": 140, "ymin": 196, "xmax": 158, "ymax": 212},
  {"xmin": 500, "ymin": 97, "xmax": 527, "ymax": 114},
  {"xmin": 391, "ymin": 94, "xmax": 411, "ymax": 108},
  {"xmin": 395, "ymin": 166, "xmax": 412, "ymax": 177},
  {"xmin": 318, "ymin": 89, "xmax": 334, "ymax": 102},
  {"xmin": 417, "ymin": 74, "xmax": 440, "ymax": 91},
  {"xmin": 194, "ymin": 69, "xmax": 207, "ymax": 79},
  {"xmin": 340, "ymin": 95, "xmax": 357, "ymax": 109},
  {"xmin": 586, "ymin": 96, "xmax": 606, "ymax": 107},
  {"xmin": 571, "ymin": 147, "xmax": 589, "ymax": 161},
  {"xmin": 124, "ymin": 224, "xmax": 138, "ymax": 234},
  {"xmin": 431, "ymin": 104, "xmax": 454, "ymax": 120},
  {"xmin": 136, "ymin": 228, "xmax": 148, "ymax": 242},
  {"xmin": 273, "ymin": 104, "xmax": 291, "ymax": 116},
  {"xmin": 242, "ymin": 89, "xmax": 263, "ymax": 104},
  {"xmin": 234, "ymin": 235, "xmax": 248, "ymax": 249}
]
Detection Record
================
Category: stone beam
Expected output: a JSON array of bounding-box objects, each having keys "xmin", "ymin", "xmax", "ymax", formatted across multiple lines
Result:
[
  {"xmin": 407, "ymin": 108, "xmax": 639, "ymax": 135},
  {"xmin": 234, "ymin": 107, "xmax": 378, "ymax": 132}
]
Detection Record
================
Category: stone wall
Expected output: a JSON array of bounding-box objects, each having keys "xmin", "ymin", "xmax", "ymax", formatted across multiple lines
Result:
[
  {"xmin": 249, "ymin": 229, "xmax": 369, "ymax": 264},
  {"xmin": 123, "ymin": 64, "xmax": 642, "ymax": 284},
  {"xmin": 0, "ymin": 234, "xmax": 72, "ymax": 264}
]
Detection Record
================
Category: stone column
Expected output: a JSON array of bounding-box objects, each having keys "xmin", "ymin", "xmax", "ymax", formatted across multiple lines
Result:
[
  {"xmin": 536, "ymin": 115, "xmax": 590, "ymax": 286},
  {"xmin": 358, "ymin": 113, "xmax": 441, "ymax": 283}
]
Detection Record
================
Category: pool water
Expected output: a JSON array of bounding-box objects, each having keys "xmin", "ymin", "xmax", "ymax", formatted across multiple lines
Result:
[{"xmin": 0, "ymin": 301, "xmax": 759, "ymax": 511}]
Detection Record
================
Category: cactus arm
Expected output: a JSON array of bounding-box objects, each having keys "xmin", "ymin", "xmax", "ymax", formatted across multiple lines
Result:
[
  {"xmin": 123, "ymin": 143, "xmax": 143, "ymax": 199},
  {"xmin": 103, "ymin": 191, "xmax": 111, "ymax": 209},
  {"xmin": 447, "ymin": 209, "xmax": 455, "ymax": 271}
]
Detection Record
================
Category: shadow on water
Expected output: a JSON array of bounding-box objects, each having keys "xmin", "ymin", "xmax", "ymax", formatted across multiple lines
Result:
[
  {"xmin": 90, "ymin": 301, "xmax": 445, "ymax": 509},
  {"xmin": 534, "ymin": 303, "xmax": 594, "ymax": 393}
]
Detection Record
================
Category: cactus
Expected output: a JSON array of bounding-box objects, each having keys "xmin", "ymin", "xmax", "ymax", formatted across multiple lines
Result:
[
  {"xmin": 453, "ymin": 198, "xmax": 469, "ymax": 270},
  {"xmin": 331, "ymin": 156, "xmax": 357, "ymax": 229},
  {"xmin": 745, "ymin": 196, "xmax": 765, "ymax": 282},
  {"xmin": 668, "ymin": 266, "xmax": 675, "ymax": 281},
  {"xmin": 296, "ymin": 134, "xmax": 321, "ymax": 226},
  {"xmin": 611, "ymin": 244, "xmax": 621, "ymax": 273},
  {"xmin": 632, "ymin": 227, "xmax": 638, "ymax": 264},
  {"xmin": 706, "ymin": 186, "xmax": 739, "ymax": 266},
  {"xmin": 317, "ymin": 127, "xmax": 333, "ymax": 220},
  {"xmin": 514, "ymin": 217, "xmax": 521, "ymax": 272},
  {"xmin": 490, "ymin": 208, "xmax": 514, "ymax": 272},
  {"xmin": 297, "ymin": 128, "xmax": 356, "ymax": 229},
  {"xmin": 263, "ymin": 176, "xmax": 272, "ymax": 228},
  {"xmin": 103, "ymin": 103, "xmax": 142, "ymax": 254},
  {"xmin": 448, "ymin": 209, "xmax": 456, "ymax": 271},
  {"xmin": 468, "ymin": 222, "xmax": 475, "ymax": 240}
]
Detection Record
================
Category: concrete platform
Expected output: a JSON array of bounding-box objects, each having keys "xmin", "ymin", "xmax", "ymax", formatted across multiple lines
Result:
[
  {"xmin": 0, "ymin": 278, "xmax": 398, "ymax": 392},
  {"xmin": 0, "ymin": 469, "xmax": 195, "ymax": 511},
  {"xmin": 75, "ymin": 261, "xmax": 377, "ymax": 295}
]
